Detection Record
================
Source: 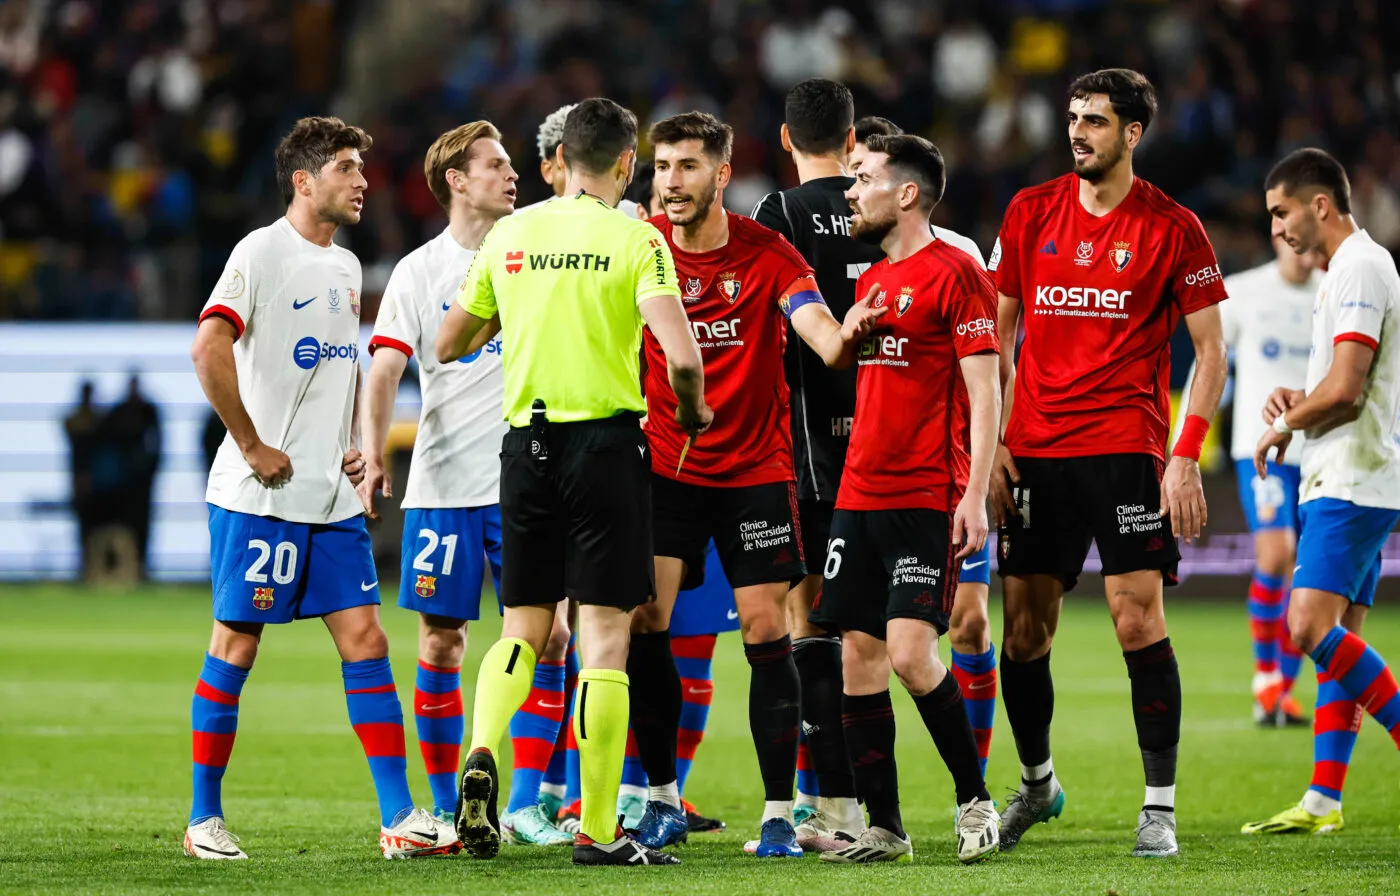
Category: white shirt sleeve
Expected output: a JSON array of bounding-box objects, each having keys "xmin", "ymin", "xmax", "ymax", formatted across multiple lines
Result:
[
  {"xmin": 200, "ymin": 234, "xmax": 260, "ymax": 337},
  {"xmin": 1217, "ymin": 284, "xmax": 1241, "ymax": 348},
  {"xmin": 1330, "ymin": 258, "xmax": 1391, "ymax": 349},
  {"xmin": 369, "ymin": 261, "xmax": 422, "ymax": 358}
]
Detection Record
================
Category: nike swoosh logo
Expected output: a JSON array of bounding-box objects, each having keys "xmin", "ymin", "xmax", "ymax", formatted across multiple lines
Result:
[
  {"xmin": 726, "ymin": 610, "xmax": 739, "ymax": 620},
  {"xmin": 361, "ymin": 581, "xmax": 378, "ymax": 591},
  {"xmin": 293, "ymin": 296, "xmax": 317, "ymax": 309},
  {"xmin": 442, "ymin": 302, "xmax": 451, "ymax": 311},
  {"xmin": 408, "ymin": 829, "xmax": 437, "ymax": 841},
  {"xmin": 194, "ymin": 844, "xmax": 243, "ymax": 857},
  {"xmin": 419, "ymin": 703, "xmax": 455, "ymax": 713},
  {"xmin": 686, "ymin": 686, "xmax": 712, "ymax": 695},
  {"xmin": 1293, "ymin": 564, "xmax": 1302, "ymax": 573},
  {"xmin": 962, "ymin": 560, "xmax": 987, "ymax": 570},
  {"xmin": 537, "ymin": 700, "xmax": 566, "ymax": 709}
]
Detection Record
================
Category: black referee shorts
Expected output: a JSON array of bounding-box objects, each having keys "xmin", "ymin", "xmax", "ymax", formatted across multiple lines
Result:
[{"xmin": 498, "ymin": 413, "xmax": 655, "ymax": 610}]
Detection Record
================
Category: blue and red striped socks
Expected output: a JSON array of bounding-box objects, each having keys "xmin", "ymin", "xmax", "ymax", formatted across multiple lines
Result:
[
  {"xmin": 620, "ymin": 728, "xmax": 648, "ymax": 797},
  {"xmin": 507, "ymin": 661, "xmax": 566, "ymax": 813},
  {"xmin": 674, "ymin": 634, "xmax": 717, "ymax": 793},
  {"xmin": 1306, "ymin": 668, "xmax": 1363, "ymax": 811},
  {"xmin": 951, "ymin": 645, "xmax": 998, "ymax": 777},
  {"xmin": 190, "ymin": 654, "xmax": 248, "ymax": 824},
  {"xmin": 541, "ymin": 636, "xmax": 579, "ymax": 810},
  {"xmin": 343, "ymin": 657, "xmax": 414, "ymax": 828},
  {"xmin": 1310, "ymin": 627, "xmax": 1400, "ymax": 749},
  {"xmin": 796, "ymin": 737, "xmax": 819, "ymax": 803},
  {"xmin": 413, "ymin": 661, "xmax": 463, "ymax": 817},
  {"xmin": 1247, "ymin": 572, "xmax": 1286, "ymax": 676},
  {"xmin": 1278, "ymin": 609, "xmax": 1304, "ymax": 696}
]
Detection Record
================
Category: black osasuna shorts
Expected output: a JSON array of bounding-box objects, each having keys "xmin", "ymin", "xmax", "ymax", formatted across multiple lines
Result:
[
  {"xmin": 996, "ymin": 453, "xmax": 1181, "ymax": 593},
  {"xmin": 652, "ymin": 473, "xmax": 807, "ymax": 592},
  {"xmin": 809, "ymin": 508, "xmax": 958, "ymax": 639},
  {"xmin": 797, "ymin": 499, "xmax": 835, "ymax": 581},
  {"xmin": 498, "ymin": 413, "xmax": 654, "ymax": 610}
]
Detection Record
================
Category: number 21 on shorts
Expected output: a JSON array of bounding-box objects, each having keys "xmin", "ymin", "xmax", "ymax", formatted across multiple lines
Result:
[{"xmin": 413, "ymin": 529, "xmax": 459, "ymax": 576}]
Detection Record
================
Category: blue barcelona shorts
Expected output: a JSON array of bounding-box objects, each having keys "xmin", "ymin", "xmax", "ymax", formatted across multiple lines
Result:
[
  {"xmin": 208, "ymin": 505, "xmax": 379, "ymax": 624},
  {"xmin": 1294, "ymin": 497, "xmax": 1399, "ymax": 606},
  {"xmin": 671, "ymin": 540, "xmax": 740, "ymax": 637},
  {"xmin": 958, "ymin": 539, "xmax": 992, "ymax": 586},
  {"xmin": 398, "ymin": 506, "xmax": 503, "ymax": 621},
  {"xmin": 1235, "ymin": 459, "xmax": 1302, "ymax": 533}
]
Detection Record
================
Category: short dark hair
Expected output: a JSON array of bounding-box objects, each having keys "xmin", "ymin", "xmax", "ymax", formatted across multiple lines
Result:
[
  {"xmin": 784, "ymin": 78, "xmax": 854, "ymax": 155},
  {"xmin": 854, "ymin": 116, "xmax": 902, "ymax": 144},
  {"xmin": 561, "ymin": 98, "xmax": 639, "ymax": 176},
  {"xmin": 275, "ymin": 116, "xmax": 372, "ymax": 205},
  {"xmin": 865, "ymin": 133, "xmax": 945, "ymax": 210},
  {"xmin": 1068, "ymin": 68, "xmax": 1158, "ymax": 132},
  {"xmin": 625, "ymin": 160, "xmax": 656, "ymax": 208},
  {"xmin": 649, "ymin": 111, "xmax": 733, "ymax": 163},
  {"xmin": 1265, "ymin": 148, "xmax": 1353, "ymax": 215}
]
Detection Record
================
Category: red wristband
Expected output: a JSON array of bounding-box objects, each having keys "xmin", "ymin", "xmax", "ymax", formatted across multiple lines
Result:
[{"xmin": 1172, "ymin": 414, "xmax": 1209, "ymax": 461}]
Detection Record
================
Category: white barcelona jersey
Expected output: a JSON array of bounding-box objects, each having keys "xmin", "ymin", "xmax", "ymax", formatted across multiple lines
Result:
[
  {"xmin": 368, "ymin": 228, "xmax": 506, "ymax": 509},
  {"xmin": 1221, "ymin": 261, "xmax": 1319, "ymax": 461},
  {"xmin": 932, "ymin": 225, "xmax": 986, "ymax": 269},
  {"xmin": 1300, "ymin": 229, "xmax": 1400, "ymax": 509},
  {"xmin": 200, "ymin": 217, "xmax": 364, "ymax": 524}
]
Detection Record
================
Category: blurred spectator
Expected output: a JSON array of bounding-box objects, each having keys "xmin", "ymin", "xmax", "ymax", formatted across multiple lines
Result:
[
  {"xmin": 103, "ymin": 373, "xmax": 161, "ymax": 579},
  {"xmin": 3, "ymin": 0, "xmax": 1399, "ymax": 322},
  {"xmin": 63, "ymin": 379, "xmax": 100, "ymax": 574}
]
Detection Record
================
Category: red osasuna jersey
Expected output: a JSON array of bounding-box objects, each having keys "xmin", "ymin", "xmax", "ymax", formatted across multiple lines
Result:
[
  {"xmin": 837, "ymin": 240, "xmax": 1000, "ymax": 513},
  {"xmin": 989, "ymin": 173, "xmax": 1228, "ymax": 459},
  {"xmin": 643, "ymin": 213, "xmax": 819, "ymax": 486}
]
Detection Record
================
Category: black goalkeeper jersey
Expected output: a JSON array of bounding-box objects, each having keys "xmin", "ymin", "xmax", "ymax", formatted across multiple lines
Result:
[{"xmin": 752, "ymin": 176, "xmax": 883, "ymax": 504}]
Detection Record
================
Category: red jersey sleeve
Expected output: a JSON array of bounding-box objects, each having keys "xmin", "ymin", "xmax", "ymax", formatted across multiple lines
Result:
[
  {"xmin": 948, "ymin": 264, "xmax": 1001, "ymax": 357},
  {"xmin": 1169, "ymin": 211, "xmax": 1228, "ymax": 314},
  {"xmin": 988, "ymin": 197, "xmax": 1023, "ymax": 300}
]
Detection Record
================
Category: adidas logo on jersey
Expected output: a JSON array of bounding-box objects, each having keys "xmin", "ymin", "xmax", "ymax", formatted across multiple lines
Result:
[{"xmin": 1039, "ymin": 241, "xmax": 1058, "ymax": 255}]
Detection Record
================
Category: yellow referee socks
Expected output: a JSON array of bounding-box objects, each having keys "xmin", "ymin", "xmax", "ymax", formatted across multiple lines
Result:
[
  {"xmin": 575, "ymin": 668, "xmax": 631, "ymax": 844},
  {"xmin": 468, "ymin": 638, "xmax": 537, "ymax": 755}
]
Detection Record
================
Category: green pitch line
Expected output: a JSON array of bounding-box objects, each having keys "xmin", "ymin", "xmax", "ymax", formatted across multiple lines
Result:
[{"xmin": 0, "ymin": 585, "xmax": 1397, "ymax": 895}]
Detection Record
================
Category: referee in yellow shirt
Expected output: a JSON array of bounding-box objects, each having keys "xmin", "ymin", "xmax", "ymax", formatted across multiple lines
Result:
[{"xmin": 436, "ymin": 97, "xmax": 709, "ymax": 867}]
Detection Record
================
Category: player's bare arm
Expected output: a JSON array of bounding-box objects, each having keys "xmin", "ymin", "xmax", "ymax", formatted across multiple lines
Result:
[
  {"xmin": 358, "ymin": 343, "xmax": 409, "ymax": 511},
  {"xmin": 434, "ymin": 302, "xmax": 492, "ymax": 363},
  {"xmin": 1254, "ymin": 340, "xmax": 1374, "ymax": 477},
  {"xmin": 640, "ymin": 292, "xmax": 711, "ymax": 434},
  {"xmin": 1162, "ymin": 304, "xmax": 1226, "ymax": 542},
  {"xmin": 190, "ymin": 315, "xmax": 292, "ymax": 488},
  {"xmin": 956, "ymin": 352, "xmax": 1002, "ymax": 559},
  {"xmin": 788, "ymin": 282, "xmax": 887, "ymax": 368},
  {"xmin": 989, "ymin": 291, "xmax": 1022, "ymax": 527},
  {"xmin": 344, "ymin": 368, "xmax": 366, "ymax": 490}
]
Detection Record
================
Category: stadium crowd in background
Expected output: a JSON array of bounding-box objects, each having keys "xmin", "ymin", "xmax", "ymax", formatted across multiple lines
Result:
[{"xmin": 2, "ymin": 0, "xmax": 1399, "ymax": 322}]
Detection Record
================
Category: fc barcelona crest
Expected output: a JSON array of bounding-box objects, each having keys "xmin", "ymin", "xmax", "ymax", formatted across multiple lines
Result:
[
  {"xmin": 718, "ymin": 271, "xmax": 741, "ymax": 304},
  {"xmin": 415, "ymin": 575, "xmax": 436, "ymax": 599},
  {"xmin": 349, "ymin": 288, "xmax": 361, "ymax": 317},
  {"xmin": 252, "ymin": 587, "xmax": 275, "ymax": 611},
  {"xmin": 896, "ymin": 286, "xmax": 914, "ymax": 317},
  {"xmin": 1111, "ymin": 241, "xmax": 1133, "ymax": 273}
]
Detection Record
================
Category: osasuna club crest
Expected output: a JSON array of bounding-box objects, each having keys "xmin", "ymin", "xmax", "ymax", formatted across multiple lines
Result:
[
  {"xmin": 896, "ymin": 286, "xmax": 914, "ymax": 316},
  {"xmin": 1111, "ymin": 241, "xmax": 1133, "ymax": 273},
  {"xmin": 718, "ymin": 271, "xmax": 741, "ymax": 304}
]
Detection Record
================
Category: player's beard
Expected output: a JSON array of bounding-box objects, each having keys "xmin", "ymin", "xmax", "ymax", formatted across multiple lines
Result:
[
  {"xmin": 850, "ymin": 204, "xmax": 895, "ymax": 246},
  {"xmin": 320, "ymin": 196, "xmax": 361, "ymax": 227},
  {"xmin": 665, "ymin": 180, "xmax": 718, "ymax": 228},
  {"xmin": 1073, "ymin": 132, "xmax": 1128, "ymax": 183}
]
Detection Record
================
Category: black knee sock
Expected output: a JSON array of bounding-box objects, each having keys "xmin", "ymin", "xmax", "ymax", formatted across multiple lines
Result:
[
  {"xmin": 627, "ymin": 630, "xmax": 680, "ymax": 785},
  {"xmin": 1000, "ymin": 649, "xmax": 1054, "ymax": 782},
  {"xmin": 912, "ymin": 673, "xmax": 991, "ymax": 805},
  {"xmin": 793, "ymin": 635, "xmax": 856, "ymax": 798},
  {"xmin": 842, "ymin": 690, "xmax": 902, "ymax": 837},
  {"xmin": 1124, "ymin": 637, "xmax": 1180, "ymax": 809},
  {"xmin": 744, "ymin": 636, "xmax": 801, "ymax": 801}
]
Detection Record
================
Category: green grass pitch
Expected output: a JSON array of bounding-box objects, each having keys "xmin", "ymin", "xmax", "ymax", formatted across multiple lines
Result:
[{"xmin": 1, "ymin": 584, "xmax": 1397, "ymax": 894}]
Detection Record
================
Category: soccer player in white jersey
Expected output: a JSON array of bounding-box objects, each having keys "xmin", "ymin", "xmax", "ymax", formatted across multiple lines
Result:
[
  {"xmin": 186, "ymin": 117, "xmax": 449, "ymax": 860},
  {"xmin": 1245, "ymin": 148, "xmax": 1400, "ymax": 836},
  {"xmin": 1178, "ymin": 235, "xmax": 1321, "ymax": 726},
  {"xmin": 359, "ymin": 121, "xmax": 576, "ymax": 847},
  {"xmin": 522, "ymin": 104, "xmax": 642, "ymax": 219}
]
